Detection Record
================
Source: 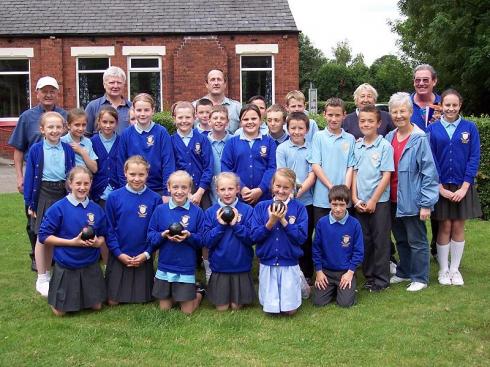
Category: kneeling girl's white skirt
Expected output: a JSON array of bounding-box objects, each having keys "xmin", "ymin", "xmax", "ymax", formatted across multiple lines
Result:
[{"xmin": 258, "ymin": 264, "xmax": 301, "ymax": 313}]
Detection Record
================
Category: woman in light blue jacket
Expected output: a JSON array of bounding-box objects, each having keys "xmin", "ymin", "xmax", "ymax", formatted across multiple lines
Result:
[{"xmin": 385, "ymin": 92, "xmax": 439, "ymax": 292}]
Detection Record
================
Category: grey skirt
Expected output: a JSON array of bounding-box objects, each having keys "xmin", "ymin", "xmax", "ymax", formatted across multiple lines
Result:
[
  {"xmin": 207, "ymin": 272, "xmax": 256, "ymax": 306},
  {"xmin": 105, "ymin": 254, "xmax": 154, "ymax": 304},
  {"xmin": 152, "ymin": 279, "xmax": 196, "ymax": 302},
  {"xmin": 33, "ymin": 181, "xmax": 66, "ymax": 234},
  {"xmin": 433, "ymin": 184, "xmax": 482, "ymax": 220},
  {"xmin": 48, "ymin": 262, "xmax": 106, "ymax": 312}
]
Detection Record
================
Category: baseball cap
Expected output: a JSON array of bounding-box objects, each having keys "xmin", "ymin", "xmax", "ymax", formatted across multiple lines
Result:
[{"xmin": 36, "ymin": 76, "xmax": 59, "ymax": 90}]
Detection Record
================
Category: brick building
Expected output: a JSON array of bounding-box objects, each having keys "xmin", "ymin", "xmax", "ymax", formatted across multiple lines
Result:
[{"xmin": 0, "ymin": 0, "xmax": 299, "ymax": 158}]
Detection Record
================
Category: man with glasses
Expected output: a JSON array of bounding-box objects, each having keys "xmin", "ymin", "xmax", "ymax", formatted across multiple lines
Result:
[{"xmin": 411, "ymin": 64, "xmax": 441, "ymax": 131}]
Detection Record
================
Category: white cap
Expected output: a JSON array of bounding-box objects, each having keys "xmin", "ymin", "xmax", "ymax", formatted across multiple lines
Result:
[{"xmin": 36, "ymin": 76, "xmax": 59, "ymax": 90}]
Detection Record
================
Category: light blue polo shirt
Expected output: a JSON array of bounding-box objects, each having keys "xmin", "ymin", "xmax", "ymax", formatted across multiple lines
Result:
[
  {"xmin": 309, "ymin": 128, "xmax": 355, "ymax": 208},
  {"xmin": 208, "ymin": 132, "xmax": 231, "ymax": 204},
  {"xmin": 276, "ymin": 139, "xmax": 313, "ymax": 206},
  {"xmin": 42, "ymin": 139, "xmax": 66, "ymax": 181},
  {"xmin": 440, "ymin": 116, "xmax": 461, "ymax": 140},
  {"xmin": 61, "ymin": 133, "xmax": 98, "ymax": 167},
  {"xmin": 177, "ymin": 129, "xmax": 193, "ymax": 147},
  {"xmin": 235, "ymin": 122, "xmax": 269, "ymax": 138},
  {"xmin": 239, "ymin": 130, "xmax": 263, "ymax": 148},
  {"xmin": 354, "ymin": 135, "xmax": 394, "ymax": 203}
]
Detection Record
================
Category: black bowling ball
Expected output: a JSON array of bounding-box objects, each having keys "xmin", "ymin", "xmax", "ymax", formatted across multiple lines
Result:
[
  {"xmin": 168, "ymin": 222, "xmax": 184, "ymax": 236},
  {"xmin": 81, "ymin": 225, "xmax": 95, "ymax": 241},
  {"xmin": 221, "ymin": 206, "xmax": 235, "ymax": 224},
  {"xmin": 272, "ymin": 200, "xmax": 286, "ymax": 212}
]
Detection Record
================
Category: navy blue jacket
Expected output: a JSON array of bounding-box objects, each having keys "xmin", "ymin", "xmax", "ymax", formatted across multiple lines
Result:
[
  {"xmin": 251, "ymin": 199, "xmax": 308, "ymax": 266},
  {"xmin": 24, "ymin": 141, "xmax": 75, "ymax": 211},
  {"xmin": 90, "ymin": 134, "xmax": 121, "ymax": 201},
  {"xmin": 202, "ymin": 201, "xmax": 254, "ymax": 273}
]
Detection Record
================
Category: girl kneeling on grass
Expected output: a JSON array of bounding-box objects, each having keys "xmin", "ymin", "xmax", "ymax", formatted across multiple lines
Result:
[
  {"xmin": 202, "ymin": 172, "xmax": 255, "ymax": 311},
  {"xmin": 251, "ymin": 168, "xmax": 308, "ymax": 315},
  {"xmin": 427, "ymin": 89, "xmax": 482, "ymax": 286},
  {"xmin": 146, "ymin": 170, "xmax": 205, "ymax": 314},
  {"xmin": 105, "ymin": 156, "xmax": 162, "ymax": 305},
  {"xmin": 38, "ymin": 166, "xmax": 107, "ymax": 316}
]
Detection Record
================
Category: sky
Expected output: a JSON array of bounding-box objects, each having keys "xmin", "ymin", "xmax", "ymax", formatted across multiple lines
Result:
[{"xmin": 287, "ymin": 0, "xmax": 403, "ymax": 65}]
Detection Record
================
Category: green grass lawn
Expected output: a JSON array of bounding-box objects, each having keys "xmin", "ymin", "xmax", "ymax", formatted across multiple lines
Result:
[{"xmin": 0, "ymin": 193, "xmax": 489, "ymax": 366}]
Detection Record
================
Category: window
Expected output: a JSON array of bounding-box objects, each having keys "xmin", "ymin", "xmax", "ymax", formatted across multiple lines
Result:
[
  {"xmin": 128, "ymin": 57, "xmax": 162, "ymax": 111},
  {"xmin": 77, "ymin": 58, "xmax": 110, "ymax": 108},
  {"xmin": 240, "ymin": 55, "xmax": 274, "ymax": 105},
  {"xmin": 0, "ymin": 59, "xmax": 30, "ymax": 119}
]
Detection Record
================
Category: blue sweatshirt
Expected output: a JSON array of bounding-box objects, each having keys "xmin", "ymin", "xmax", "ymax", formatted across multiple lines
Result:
[
  {"xmin": 146, "ymin": 202, "xmax": 204, "ymax": 275},
  {"xmin": 38, "ymin": 197, "xmax": 107, "ymax": 269},
  {"xmin": 251, "ymin": 199, "xmax": 308, "ymax": 266},
  {"xmin": 221, "ymin": 134, "xmax": 277, "ymax": 201},
  {"xmin": 202, "ymin": 201, "xmax": 254, "ymax": 273},
  {"xmin": 105, "ymin": 186, "xmax": 162, "ymax": 257},
  {"xmin": 24, "ymin": 141, "xmax": 75, "ymax": 211},
  {"xmin": 171, "ymin": 129, "xmax": 214, "ymax": 190},
  {"xmin": 117, "ymin": 123, "xmax": 175, "ymax": 195},
  {"xmin": 90, "ymin": 133, "xmax": 120, "ymax": 201},
  {"xmin": 427, "ymin": 118, "xmax": 480, "ymax": 185},
  {"xmin": 312, "ymin": 213, "xmax": 364, "ymax": 272}
]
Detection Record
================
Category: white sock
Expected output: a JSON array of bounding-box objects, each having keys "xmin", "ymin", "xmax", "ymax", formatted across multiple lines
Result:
[
  {"xmin": 38, "ymin": 272, "xmax": 49, "ymax": 282},
  {"xmin": 436, "ymin": 243, "xmax": 450, "ymax": 273},
  {"xmin": 449, "ymin": 240, "xmax": 465, "ymax": 273},
  {"xmin": 203, "ymin": 259, "xmax": 211, "ymax": 273}
]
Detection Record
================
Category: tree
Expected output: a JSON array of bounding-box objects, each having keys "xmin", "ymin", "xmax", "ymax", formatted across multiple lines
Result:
[
  {"xmin": 298, "ymin": 33, "xmax": 327, "ymax": 94},
  {"xmin": 332, "ymin": 40, "xmax": 352, "ymax": 66},
  {"xmin": 392, "ymin": 0, "xmax": 490, "ymax": 114},
  {"xmin": 369, "ymin": 55, "xmax": 413, "ymax": 102},
  {"xmin": 315, "ymin": 61, "xmax": 356, "ymax": 101}
]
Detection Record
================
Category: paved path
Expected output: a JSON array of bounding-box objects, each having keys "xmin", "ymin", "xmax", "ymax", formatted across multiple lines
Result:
[{"xmin": 0, "ymin": 157, "xmax": 19, "ymax": 194}]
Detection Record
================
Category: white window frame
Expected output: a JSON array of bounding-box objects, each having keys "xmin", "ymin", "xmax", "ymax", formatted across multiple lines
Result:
[
  {"xmin": 0, "ymin": 48, "xmax": 33, "ymax": 121},
  {"xmin": 72, "ymin": 47, "xmax": 114, "ymax": 108},
  {"xmin": 239, "ymin": 54, "xmax": 275, "ymax": 105},
  {"xmin": 125, "ymin": 52, "xmax": 164, "ymax": 112}
]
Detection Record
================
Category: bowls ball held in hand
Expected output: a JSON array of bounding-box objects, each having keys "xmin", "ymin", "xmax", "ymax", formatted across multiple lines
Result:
[
  {"xmin": 221, "ymin": 205, "xmax": 235, "ymax": 224},
  {"xmin": 168, "ymin": 222, "xmax": 184, "ymax": 236},
  {"xmin": 81, "ymin": 225, "xmax": 95, "ymax": 241},
  {"xmin": 272, "ymin": 200, "xmax": 286, "ymax": 212}
]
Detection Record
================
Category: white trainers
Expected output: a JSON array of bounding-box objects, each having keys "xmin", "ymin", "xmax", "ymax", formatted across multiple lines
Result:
[
  {"xmin": 299, "ymin": 271, "xmax": 311, "ymax": 299},
  {"xmin": 406, "ymin": 282, "xmax": 427, "ymax": 292},
  {"xmin": 438, "ymin": 271, "xmax": 452, "ymax": 285},
  {"xmin": 390, "ymin": 275, "xmax": 410, "ymax": 284},
  {"xmin": 450, "ymin": 270, "xmax": 464, "ymax": 286},
  {"xmin": 389, "ymin": 261, "xmax": 397, "ymax": 275},
  {"xmin": 35, "ymin": 278, "xmax": 49, "ymax": 298}
]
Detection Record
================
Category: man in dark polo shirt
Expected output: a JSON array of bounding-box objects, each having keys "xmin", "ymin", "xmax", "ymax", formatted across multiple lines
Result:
[
  {"xmin": 85, "ymin": 66, "xmax": 132, "ymax": 136},
  {"xmin": 343, "ymin": 83, "xmax": 395, "ymax": 140},
  {"xmin": 8, "ymin": 76, "xmax": 67, "ymax": 271}
]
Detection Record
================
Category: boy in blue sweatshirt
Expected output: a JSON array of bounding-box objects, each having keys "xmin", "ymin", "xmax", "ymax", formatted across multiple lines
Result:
[
  {"xmin": 312, "ymin": 185, "xmax": 364, "ymax": 308},
  {"xmin": 146, "ymin": 170, "xmax": 205, "ymax": 314}
]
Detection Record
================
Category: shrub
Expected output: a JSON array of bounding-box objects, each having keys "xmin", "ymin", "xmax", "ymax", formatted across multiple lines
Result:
[
  {"xmin": 473, "ymin": 115, "xmax": 490, "ymax": 219},
  {"xmin": 153, "ymin": 111, "xmax": 176, "ymax": 134}
]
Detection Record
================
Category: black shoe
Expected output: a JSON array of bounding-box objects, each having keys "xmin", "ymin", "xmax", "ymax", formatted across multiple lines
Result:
[
  {"xmin": 362, "ymin": 281, "xmax": 374, "ymax": 290},
  {"xmin": 369, "ymin": 284, "xmax": 389, "ymax": 292},
  {"xmin": 196, "ymin": 283, "xmax": 206, "ymax": 298},
  {"xmin": 31, "ymin": 259, "xmax": 37, "ymax": 272}
]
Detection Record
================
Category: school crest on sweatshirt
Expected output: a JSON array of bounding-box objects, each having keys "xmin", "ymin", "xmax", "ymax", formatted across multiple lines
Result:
[
  {"xmin": 194, "ymin": 142, "xmax": 201, "ymax": 155},
  {"xmin": 260, "ymin": 145, "xmax": 268, "ymax": 157},
  {"xmin": 461, "ymin": 132, "xmax": 470, "ymax": 144},
  {"xmin": 181, "ymin": 215, "xmax": 190, "ymax": 228},
  {"xmin": 138, "ymin": 205, "xmax": 148, "ymax": 218},
  {"xmin": 288, "ymin": 215, "xmax": 296, "ymax": 224},
  {"xmin": 147, "ymin": 135, "xmax": 155, "ymax": 147},
  {"xmin": 87, "ymin": 212, "xmax": 95, "ymax": 225},
  {"xmin": 341, "ymin": 234, "xmax": 351, "ymax": 247}
]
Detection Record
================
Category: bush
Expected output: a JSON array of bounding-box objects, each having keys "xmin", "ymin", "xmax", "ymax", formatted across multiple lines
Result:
[
  {"xmin": 308, "ymin": 101, "xmax": 356, "ymax": 114},
  {"xmin": 473, "ymin": 115, "xmax": 490, "ymax": 219},
  {"xmin": 153, "ymin": 111, "xmax": 176, "ymax": 134}
]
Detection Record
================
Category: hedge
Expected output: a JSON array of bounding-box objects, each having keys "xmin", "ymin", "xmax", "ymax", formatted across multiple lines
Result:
[{"xmin": 153, "ymin": 109, "xmax": 490, "ymax": 220}]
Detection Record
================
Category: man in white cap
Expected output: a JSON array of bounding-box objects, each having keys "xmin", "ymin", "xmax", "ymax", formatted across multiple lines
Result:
[{"xmin": 8, "ymin": 76, "xmax": 67, "ymax": 271}]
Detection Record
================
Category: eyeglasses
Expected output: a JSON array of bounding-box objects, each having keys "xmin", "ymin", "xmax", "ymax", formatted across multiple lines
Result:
[{"xmin": 414, "ymin": 78, "xmax": 431, "ymax": 84}]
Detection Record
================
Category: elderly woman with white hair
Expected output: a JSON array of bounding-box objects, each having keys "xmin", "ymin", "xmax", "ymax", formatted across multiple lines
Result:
[
  {"xmin": 384, "ymin": 92, "xmax": 439, "ymax": 292},
  {"xmin": 85, "ymin": 66, "xmax": 132, "ymax": 135},
  {"xmin": 343, "ymin": 83, "xmax": 395, "ymax": 140}
]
